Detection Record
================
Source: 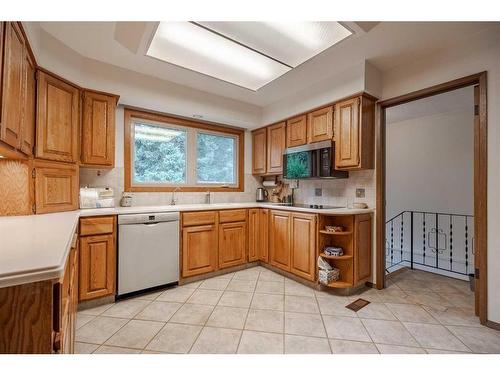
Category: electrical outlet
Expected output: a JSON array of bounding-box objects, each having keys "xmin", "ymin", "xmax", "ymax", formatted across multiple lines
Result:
[
  {"xmin": 356, "ymin": 188, "xmax": 365, "ymax": 198},
  {"xmin": 315, "ymin": 188, "xmax": 322, "ymax": 197}
]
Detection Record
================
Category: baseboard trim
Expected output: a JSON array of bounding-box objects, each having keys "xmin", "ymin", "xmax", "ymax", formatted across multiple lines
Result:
[{"xmin": 486, "ymin": 320, "xmax": 500, "ymax": 331}]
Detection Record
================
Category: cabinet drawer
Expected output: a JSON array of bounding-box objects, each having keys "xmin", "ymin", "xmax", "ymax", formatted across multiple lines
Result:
[
  {"xmin": 182, "ymin": 211, "xmax": 217, "ymax": 226},
  {"xmin": 80, "ymin": 216, "xmax": 115, "ymax": 236},
  {"xmin": 219, "ymin": 209, "xmax": 247, "ymax": 223}
]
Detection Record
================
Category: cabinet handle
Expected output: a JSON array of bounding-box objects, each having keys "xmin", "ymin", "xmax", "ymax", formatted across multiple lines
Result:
[{"xmin": 53, "ymin": 332, "xmax": 61, "ymax": 353}]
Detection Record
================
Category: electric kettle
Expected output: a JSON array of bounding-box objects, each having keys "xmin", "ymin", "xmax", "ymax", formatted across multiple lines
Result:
[{"xmin": 256, "ymin": 188, "xmax": 269, "ymax": 202}]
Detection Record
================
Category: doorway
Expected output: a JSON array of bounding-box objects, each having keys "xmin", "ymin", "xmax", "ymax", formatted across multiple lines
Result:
[{"xmin": 375, "ymin": 72, "xmax": 487, "ymax": 325}]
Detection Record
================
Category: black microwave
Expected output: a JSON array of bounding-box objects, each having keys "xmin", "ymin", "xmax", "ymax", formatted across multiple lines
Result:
[{"xmin": 283, "ymin": 140, "xmax": 348, "ymax": 180}]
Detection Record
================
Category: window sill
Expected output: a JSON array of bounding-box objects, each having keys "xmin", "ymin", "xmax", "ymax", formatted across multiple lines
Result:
[{"xmin": 127, "ymin": 186, "xmax": 244, "ymax": 193}]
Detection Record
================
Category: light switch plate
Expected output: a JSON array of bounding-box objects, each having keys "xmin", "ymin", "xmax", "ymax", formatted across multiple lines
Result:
[
  {"xmin": 315, "ymin": 188, "xmax": 322, "ymax": 197},
  {"xmin": 356, "ymin": 188, "xmax": 365, "ymax": 198}
]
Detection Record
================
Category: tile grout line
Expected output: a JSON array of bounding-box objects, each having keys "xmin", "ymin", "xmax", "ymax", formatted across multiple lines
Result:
[
  {"xmin": 235, "ymin": 267, "xmax": 261, "ymax": 354},
  {"xmin": 313, "ymin": 286, "xmax": 335, "ymax": 354}
]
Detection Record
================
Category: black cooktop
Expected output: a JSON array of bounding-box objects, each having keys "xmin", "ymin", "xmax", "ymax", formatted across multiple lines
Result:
[{"xmin": 283, "ymin": 203, "xmax": 344, "ymax": 210}]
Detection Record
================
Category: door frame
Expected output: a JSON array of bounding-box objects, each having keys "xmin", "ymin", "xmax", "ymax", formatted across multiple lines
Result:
[{"xmin": 375, "ymin": 72, "xmax": 488, "ymax": 325}]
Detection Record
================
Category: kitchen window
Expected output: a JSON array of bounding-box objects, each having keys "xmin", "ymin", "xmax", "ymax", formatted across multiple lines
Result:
[{"xmin": 124, "ymin": 108, "xmax": 244, "ymax": 192}]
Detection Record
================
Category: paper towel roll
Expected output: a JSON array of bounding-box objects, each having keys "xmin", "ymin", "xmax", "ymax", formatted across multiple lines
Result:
[{"xmin": 262, "ymin": 180, "xmax": 277, "ymax": 187}]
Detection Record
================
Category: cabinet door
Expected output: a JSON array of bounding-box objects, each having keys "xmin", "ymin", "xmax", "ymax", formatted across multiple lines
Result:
[
  {"xmin": 354, "ymin": 214, "xmax": 372, "ymax": 283},
  {"xmin": 182, "ymin": 224, "xmax": 218, "ymax": 277},
  {"xmin": 81, "ymin": 91, "xmax": 116, "ymax": 166},
  {"xmin": 259, "ymin": 209, "xmax": 269, "ymax": 263},
  {"xmin": 252, "ymin": 128, "xmax": 267, "ymax": 174},
  {"xmin": 335, "ymin": 97, "xmax": 360, "ymax": 169},
  {"xmin": 308, "ymin": 106, "xmax": 333, "ymax": 143},
  {"xmin": 1, "ymin": 22, "xmax": 25, "ymax": 149},
  {"xmin": 248, "ymin": 209, "xmax": 259, "ymax": 262},
  {"xmin": 20, "ymin": 51, "xmax": 36, "ymax": 156},
  {"xmin": 79, "ymin": 234, "xmax": 116, "ymax": 301},
  {"xmin": 34, "ymin": 160, "xmax": 79, "ymax": 214},
  {"xmin": 266, "ymin": 122, "xmax": 286, "ymax": 174},
  {"xmin": 286, "ymin": 115, "xmax": 307, "ymax": 147},
  {"xmin": 290, "ymin": 213, "xmax": 317, "ymax": 281},
  {"xmin": 36, "ymin": 71, "xmax": 79, "ymax": 163},
  {"xmin": 219, "ymin": 221, "xmax": 247, "ymax": 269},
  {"xmin": 269, "ymin": 210, "xmax": 290, "ymax": 271}
]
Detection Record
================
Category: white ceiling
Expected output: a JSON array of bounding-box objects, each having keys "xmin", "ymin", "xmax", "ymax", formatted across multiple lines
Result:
[
  {"xmin": 386, "ymin": 86, "xmax": 474, "ymax": 124},
  {"xmin": 33, "ymin": 21, "xmax": 498, "ymax": 107}
]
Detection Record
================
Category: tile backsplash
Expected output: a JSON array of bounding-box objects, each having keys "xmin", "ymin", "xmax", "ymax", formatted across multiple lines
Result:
[
  {"xmin": 80, "ymin": 168, "xmax": 375, "ymax": 208},
  {"xmin": 79, "ymin": 167, "xmax": 261, "ymax": 206}
]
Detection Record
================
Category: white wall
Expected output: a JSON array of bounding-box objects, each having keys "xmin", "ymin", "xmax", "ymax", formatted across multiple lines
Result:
[
  {"xmin": 386, "ymin": 109, "xmax": 474, "ymax": 220},
  {"xmin": 381, "ymin": 29, "xmax": 500, "ymax": 322}
]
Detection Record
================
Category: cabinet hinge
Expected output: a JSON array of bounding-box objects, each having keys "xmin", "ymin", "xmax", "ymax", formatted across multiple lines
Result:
[
  {"xmin": 474, "ymin": 105, "xmax": 479, "ymax": 116},
  {"xmin": 31, "ymin": 169, "xmax": 36, "ymax": 178},
  {"xmin": 475, "ymin": 268, "xmax": 480, "ymax": 279}
]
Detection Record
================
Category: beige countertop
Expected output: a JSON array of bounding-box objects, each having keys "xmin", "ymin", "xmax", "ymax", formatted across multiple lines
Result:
[{"xmin": 0, "ymin": 202, "xmax": 373, "ymax": 288}]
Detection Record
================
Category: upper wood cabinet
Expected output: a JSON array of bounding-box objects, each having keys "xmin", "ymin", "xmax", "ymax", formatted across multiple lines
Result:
[
  {"xmin": 36, "ymin": 70, "xmax": 79, "ymax": 163},
  {"xmin": 334, "ymin": 95, "xmax": 375, "ymax": 170},
  {"xmin": 266, "ymin": 122, "xmax": 286, "ymax": 174},
  {"xmin": 20, "ymin": 51, "xmax": 36, "ymax": 156},
  {"xmin": 286, "ymin": 115, "xmax": 307, "ymax": 147},
  {"xmin": 269, "ymin": 210, "xmax": 291, "ymax": 272},
  {"xmin": 308, "ymin": 106, "xmax": 333, "ymax": 143},
  {"xmin": 290, "ymin": 212, "xmax": 317, "ymax": 281},
  {"xmin": 33, "ymin": 159, "xmax": 79, "ymax": 214},
  {"xmin": 219, "ymin": 221, "xmax": 247, "ymax": 269},
  {"xmin": 81, "ymin": 90, "xmax": 117, "ymax": 167},
  {"xmin": 251, "ymin": 128, "xmax": 267, "ymax": 174},
  {"xmin": 0, "ymin": 22, "xmax": 25, "ymax": 150},
  {"xmin": 182, "ymin": 224, "xmax": 218, "ymax": 277}
]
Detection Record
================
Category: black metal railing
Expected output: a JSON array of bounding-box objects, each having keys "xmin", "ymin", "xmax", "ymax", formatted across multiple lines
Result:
[{"xmin": 385, "ymin": 210, "xmax": 474, "ymax": 278}]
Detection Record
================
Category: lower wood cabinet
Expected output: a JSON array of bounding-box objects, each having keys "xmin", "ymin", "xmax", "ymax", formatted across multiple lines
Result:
[
  {"xmin": 0, "ymin": 231, "xmax": 78, "ymax": 354},
  {"xmin": 354, "ymin": 214, "xmax": 372, "ymax": 283},
  {"xmin": 182, "ymin": 224, "xmax": 218, "ymax": 277},
  {"xmin": 259, "ymin": 209, "xmax": 269, "ymax": 263},
  {"xmin": 269, "ymin": 210, "xmax": 291, "ymax": 272},
  {"xmin": 33, "ymin": 159, "xmax": 79, "ymax": 214},
  {"xmin": 249, "ymin": 208, "xmax": 269, "ymax": 263},
  {"xmin": 218, "ymin": 221, "xmax": 247, "ymax": 269},
  {"xmin": 290, "ymin": 212, "xmax": 317, "ymax": 281},
  {"xmin": 79, "ymin": 216, "xmax": 116, "ymax": 301}
]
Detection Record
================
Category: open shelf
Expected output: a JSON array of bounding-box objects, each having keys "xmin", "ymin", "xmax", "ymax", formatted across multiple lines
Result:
[
  {"xmin": 325, "ymin": 280, "xmax": 353, "ymax": 288},
  {"xmin": 319, "ymin": 253, "xmax": 353, "ymax": 260},
  {"xmin": 319, "ymin": 230, "xmax": 352, "ymax": 235}
]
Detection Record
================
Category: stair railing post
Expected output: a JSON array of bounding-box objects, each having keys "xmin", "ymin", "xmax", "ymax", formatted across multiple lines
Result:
[{"xmin": 410, "ymin": 211, "xmax": 414, "ymax": 269}]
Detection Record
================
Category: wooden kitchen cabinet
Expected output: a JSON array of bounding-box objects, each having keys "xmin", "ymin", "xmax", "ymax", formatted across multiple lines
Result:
[
  {"xmin": 20, "ymin": 50, "xmax": 36, "ymax": 156},
  {"xmin": 81, "ymin": 90, "xmax": 118, "ymax": 167},
  {"xmin": 33, "ymin": 159, "xmax": 79, "ymax": 214},
  {"xmin": 290, "ymin": 212, "xmax": 317, "ymax": 281},
  {"xmin": 334, "ymin": 95, "xmax": 375, "ymax": 170},
  {"xmin": 36, "ymin": 70, "xmax": 79, "ymax": 163},
  {"xmin": 251, "ymin": 128, "xmax": 267, "ymax": 174},
  {"xmin": 266, "ymin": 122, "xmax": 286, "ymax": 174},
  {"xmin": 219, "ymin": 221, "xmax": 247, "ymax": 269},
  {"xmin": 182, "ymin": 224, "xmax": 218, "ymax": 277},
  {"xmin": 248, "ymin": 209, "xmax": 259, "ymax": 262},
  {"xmin": 354, "ymin": 213, "xmax": 372, "ymax": 283},
  {"xmin": 308, "ymin": 106, "xmax": 333, "ymax": 143},
  {"xmin": 286, "ymin": 115, "xmax": 307, "ymax": 147},
  {"xmin": 0, "ymin": 231, "xmax": 78, "ymax": 353},
  {"xmin": 0, "ymin": 22, "xmax": 25, "ymax": 150},
  {"xmin": 79, "ymin": 216, "xmax": 116, "ymax": 301},
  {"xmin": 269, "ymin": 210, "xmax": 291, "ymax": 272},
  {"xmin": 259, "ymin": 209, "xmax": 269, "ymax": 263}
]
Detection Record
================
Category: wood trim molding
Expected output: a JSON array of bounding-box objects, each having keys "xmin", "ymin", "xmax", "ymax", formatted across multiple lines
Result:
[
  {"xmin": 124, "ymin": 107, "xmax": 245, "ymax": 192},
  {"xmin": 375, "ymin": 72, "xmax": 488, "ymax": 325}
]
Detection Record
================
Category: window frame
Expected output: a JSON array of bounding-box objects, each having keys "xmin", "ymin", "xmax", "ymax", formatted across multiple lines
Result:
[{"xmin": 124, "ymin": 107, "xmax": 245, "ymax": 192}]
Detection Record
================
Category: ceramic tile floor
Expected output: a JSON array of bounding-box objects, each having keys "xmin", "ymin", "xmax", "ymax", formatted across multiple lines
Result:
[{"xmin": 75, "ymin": 266, "xmax": 500, "ymax": 354}]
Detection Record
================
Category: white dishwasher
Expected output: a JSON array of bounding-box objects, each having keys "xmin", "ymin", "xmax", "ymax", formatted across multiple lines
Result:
[{"xmin": 118, "ymin": 212, "xmax": 179, "ymax": 298}]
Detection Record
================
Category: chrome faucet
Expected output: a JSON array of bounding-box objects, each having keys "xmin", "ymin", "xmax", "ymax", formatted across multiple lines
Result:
[
  {"xmin": 171, "ymin": 187, "xmax": 181, "ymax": 205},
  {"xmin": 205, "ymin": 189, "xmax": 211, "ymax": 204}
]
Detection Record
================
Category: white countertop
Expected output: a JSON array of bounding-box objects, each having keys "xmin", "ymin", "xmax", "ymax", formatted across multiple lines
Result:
[{"xmin": 0, "ymin": 203, "xmax": 373, "ymax": 288}]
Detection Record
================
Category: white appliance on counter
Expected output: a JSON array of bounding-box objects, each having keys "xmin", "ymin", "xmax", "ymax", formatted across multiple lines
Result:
[
  {"xmin": 80, "ymin": 187, "xmax": 115, "ymax": 208},
  {"xmin": 117, "ymin": 212, "xmax": 179, "ymax": 297}
]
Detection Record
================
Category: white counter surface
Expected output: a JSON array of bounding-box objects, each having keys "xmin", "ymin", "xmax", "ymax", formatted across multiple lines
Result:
[{"xmin": 0, "ymin": 203, "xmax": 373, "ymax": 288}]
